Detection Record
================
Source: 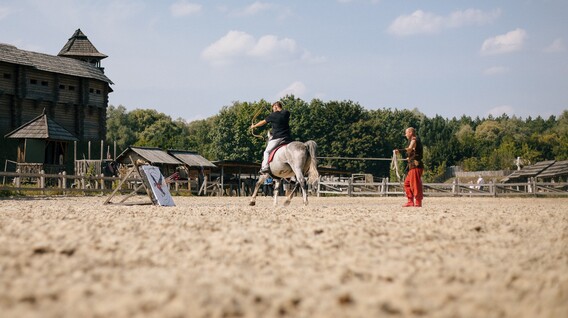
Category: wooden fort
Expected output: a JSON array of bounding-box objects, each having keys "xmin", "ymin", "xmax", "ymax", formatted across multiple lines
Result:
[{"xmin": 0, "ymin": 29, "xmax": 113, "ymax": 172}]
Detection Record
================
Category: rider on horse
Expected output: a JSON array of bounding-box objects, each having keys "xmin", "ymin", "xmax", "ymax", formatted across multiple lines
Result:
[{"xmin": 250, "ymin": 101, "xmax": 292, "ymax": 175}]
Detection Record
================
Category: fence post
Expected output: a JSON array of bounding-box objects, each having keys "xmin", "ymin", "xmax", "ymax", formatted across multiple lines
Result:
[
  {"xmin": 40, "ymin": 170, "xmax": 45, "ymax": 188},
  {"xmin": 15, "ymin": 169, "xmax": 20, "ymax": 187},
  {"xmin": 348, "ymin": 177, "xmax": 352, "ymax": 197},
  {"xmin": 100, "ymin": 173, "xmax": 105, "ymax": 190},
  {"xmin": 452, "ymin": 179, "xmax": 458, "ymax": 196}
]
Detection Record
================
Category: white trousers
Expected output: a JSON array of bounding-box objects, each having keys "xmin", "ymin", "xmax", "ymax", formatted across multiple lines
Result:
[{"xmin": 262, "ymin": 137, "xmax": 285, "ymax": 168}]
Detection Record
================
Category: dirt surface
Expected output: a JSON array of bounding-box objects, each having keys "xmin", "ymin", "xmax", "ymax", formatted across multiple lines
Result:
[{"xmin": 1, "ymin": 195, "xmax": 567, "ymax": 317}]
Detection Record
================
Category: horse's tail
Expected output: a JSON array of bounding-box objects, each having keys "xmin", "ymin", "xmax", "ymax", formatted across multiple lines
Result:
[{"xmin": 304, "ymin": 140, "xmax": 319, "ymax": 184}]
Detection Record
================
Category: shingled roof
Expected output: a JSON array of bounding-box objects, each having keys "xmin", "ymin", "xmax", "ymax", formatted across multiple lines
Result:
[
  {"xmin": 58, "ymin": 29, "xmax": 108, "ymax": 59},
  {"xmin": 4, "ymin": 110, "xmax": 78, "ymax": 141},
  {"xmin": 168, "ymin": 150, "xmax": 216, "ymax": 168},
  {"xmin": 501, "ymin": 160, "xmax": 557, "ymax": 182},
  {"xmin": 536, "ymin": 160, "xmax": 568, "ymax": 179},
  {"xmin": 0, "ymin": 43, "xmax": 113, "ymax": 84},
  {"xmin": 116, "ymin": 147, "xmax": 182, "ymax": 165}
]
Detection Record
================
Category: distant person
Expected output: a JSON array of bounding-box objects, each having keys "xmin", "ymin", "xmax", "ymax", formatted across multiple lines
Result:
[
  {"xmin": 476, "ymin": 175, "xmax": 485, "ymax": 191},
  {"xmin": 263, "ymin": 176, "xmax": 274, "ymax": 196},
  {"xmin": 250, "ymin": 101, "xmax": 292, "ymax": 174},
  {"xmin": 395, "ymin": 127, "xmax": 424, "ymax": 207}
]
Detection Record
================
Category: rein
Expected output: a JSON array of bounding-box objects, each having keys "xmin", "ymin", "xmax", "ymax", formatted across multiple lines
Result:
[
  {"xmin": 250, "ymin": 102, "xmax": 270, "ymax": 139},
  {"xmin": 391, "ymin": 150, "xmax": 403, "ymax": 182}
]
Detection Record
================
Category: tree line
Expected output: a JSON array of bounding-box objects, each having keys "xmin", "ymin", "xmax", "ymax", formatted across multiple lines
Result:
[{"xmin": 106, "ymin": 95, "xmax": 568, "ymax": 182}]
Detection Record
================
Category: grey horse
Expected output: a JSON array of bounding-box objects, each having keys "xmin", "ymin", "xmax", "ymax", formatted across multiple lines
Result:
[{"xmin": 249, "ymin": 140, "xmax": 319, "ymax": 206}]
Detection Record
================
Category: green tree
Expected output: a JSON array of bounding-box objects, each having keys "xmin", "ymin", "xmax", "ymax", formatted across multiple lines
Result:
[{"xmin": 106, "ymin": 105, "xmax": 136, "ymax": 152}]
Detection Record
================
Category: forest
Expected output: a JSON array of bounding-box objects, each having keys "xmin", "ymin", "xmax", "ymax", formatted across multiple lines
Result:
[{"xmin": 106, "ymin": 95, "xmax": 568, "ymax": 182}]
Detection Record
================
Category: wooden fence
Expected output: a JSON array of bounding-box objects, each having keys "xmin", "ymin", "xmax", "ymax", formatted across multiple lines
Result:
[
  {"xmin": 1, "ymin": 171, "xmax": 567, "ymax": 197},
  {"xmin": 0, "ymin": 171, "xmax": 195, "ymax": 196},
  {"xmin": 0, "ymin": 171, "xmax": 246, "ymax": 197},
  {"xmin": 317, "ymin": 177, "xmax": 568, "ymax": 197}
]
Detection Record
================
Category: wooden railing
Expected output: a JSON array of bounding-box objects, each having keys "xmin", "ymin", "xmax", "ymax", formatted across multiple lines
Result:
[
  {"xmin": 1, "ymin": 171, "xmax": 567, "ymax": 197},
  {"xmin": 317, "ymin": 177, "xmax": 568, "ymax": 197},
  {"xmin": 0, "ymin": 171, "xmax": 195, "ymax": 196}
]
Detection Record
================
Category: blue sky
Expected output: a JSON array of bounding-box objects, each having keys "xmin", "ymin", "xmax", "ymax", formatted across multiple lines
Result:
[{"xmin": 1, "ymin": 0, "xmax": 567, "ymax": 121}]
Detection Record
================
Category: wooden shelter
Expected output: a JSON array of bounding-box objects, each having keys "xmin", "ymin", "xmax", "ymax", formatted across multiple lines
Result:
[
  {"xmin": 501, "ymin": 160, "xmax": 556, "ymax": 183},
  {"xmin": 535, "ymin": 160, "xmax": 568, "ymax": 182},
  {"xmin": 115, "ymin": 146, "xmax": 183, "ymax": 178},
  {"xmin": 168, "ymin": 149, "xmax": 216, "ymax": 180},
  {"xmin": 4, "ymin": 109, "xmax": 78, "ymax": 174}
]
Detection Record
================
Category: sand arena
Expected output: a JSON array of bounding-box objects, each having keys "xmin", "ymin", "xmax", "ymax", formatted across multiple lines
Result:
[{"xmin": 1, "ymin": 196, "xmax": 567, "ymax": 317}]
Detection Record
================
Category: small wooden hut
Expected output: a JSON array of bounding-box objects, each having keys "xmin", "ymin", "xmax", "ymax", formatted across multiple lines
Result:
[
  {"xmin": 115, "ymin": 146, "xmax": 182, "ymax": 178},
  {"xmin": 4, "ymin": 109, "xmax": 78, "ymax": 174}
]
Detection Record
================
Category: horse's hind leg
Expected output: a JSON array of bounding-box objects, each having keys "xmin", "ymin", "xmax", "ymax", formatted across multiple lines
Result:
[
  {"xmin": 284, "ymin": 182, "xmax": 299, "ymax": 206},
  {"xmin": 272, "ymin": 179, "xmax": 281, "ymax": 206},
  {"xmin": 249, "ymin": 175, "xmax": 267, "ymax": 206},
  {"xmin": 290, "ymin": 166, "xmax": 308, "ymax": 206}
]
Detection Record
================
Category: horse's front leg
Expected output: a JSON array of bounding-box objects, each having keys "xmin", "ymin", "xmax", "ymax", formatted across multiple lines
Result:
[{"xmin": 249, "ymin": 175, "xmax": 267, "ymax": 206}]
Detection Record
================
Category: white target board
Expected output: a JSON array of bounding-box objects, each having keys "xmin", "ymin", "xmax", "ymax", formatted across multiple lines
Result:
[{"xmin": 139, "ymin": 165, "xmax": 175, "ymax": 206}]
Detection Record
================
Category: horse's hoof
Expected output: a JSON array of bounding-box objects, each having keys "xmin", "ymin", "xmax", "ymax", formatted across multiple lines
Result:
[
  {"xmin": 249, "ymin": 201, "xmax": 256, "ymax": 206},
  {"xmin": 283, "ymin": 201, "xmax": 291, "ymax": 206}
]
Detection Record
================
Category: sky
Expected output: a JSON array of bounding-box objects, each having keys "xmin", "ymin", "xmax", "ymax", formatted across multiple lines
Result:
[{"xmin": 1, "ymin": 0, "xmax": 567, "ymax": 122}]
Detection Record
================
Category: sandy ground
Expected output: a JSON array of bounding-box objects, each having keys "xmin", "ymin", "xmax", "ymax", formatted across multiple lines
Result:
[{"xmin": 0, "ymin": 195, "xmax": 567, "ymax": 318}]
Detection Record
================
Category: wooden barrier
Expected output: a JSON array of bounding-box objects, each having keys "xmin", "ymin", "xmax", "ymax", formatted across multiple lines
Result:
[
  {"xmin": 317, "ymin": 177, "xmax": 568, "ymax": 197},
  {"xmin": 1, "ymin": 171, "xmax": 567, "ymax": 197}
]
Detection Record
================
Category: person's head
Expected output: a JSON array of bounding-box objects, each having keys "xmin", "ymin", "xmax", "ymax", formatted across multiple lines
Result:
[
  {"xmin": 272, "ymin": 101, "xmax": 283, "ymax": 112},
  {"xmin": 405, "ymin": 127, "xmax": 416, "ymax": 140}
]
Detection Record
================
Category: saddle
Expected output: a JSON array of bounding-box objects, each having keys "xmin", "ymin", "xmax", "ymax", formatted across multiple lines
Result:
[{"xmin": 268, "ymin": 143, "xmax": 288, "ymax": 164}]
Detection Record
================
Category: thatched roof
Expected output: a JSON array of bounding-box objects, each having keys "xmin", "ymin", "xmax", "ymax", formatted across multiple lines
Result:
[
  {"xmin": 4, "ymin": 110, "xmax": 78, "ymax": 141},
  {"xmin": 0, "ymin": 43, "xmax": 112, "ymax": 84}
]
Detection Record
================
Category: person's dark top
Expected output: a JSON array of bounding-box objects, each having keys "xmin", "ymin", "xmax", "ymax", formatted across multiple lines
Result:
[
  {"xmin": 408, "ymin": 136, "xmax": 424, "ymax": 169},
  {"xmin": 265, "ymin": 110, "xmax": 292, "ymax": 142}
]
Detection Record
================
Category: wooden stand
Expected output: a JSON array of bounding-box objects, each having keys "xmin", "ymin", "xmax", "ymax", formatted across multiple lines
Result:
[{"xmin": 103, "ymin": 160, "xmax": 175, "ymax": 206}]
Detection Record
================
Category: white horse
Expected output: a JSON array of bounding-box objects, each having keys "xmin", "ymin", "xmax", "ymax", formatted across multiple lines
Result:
[{"xmin": 249, "ymin": 140, "xmax": 319, "ymax": 206}]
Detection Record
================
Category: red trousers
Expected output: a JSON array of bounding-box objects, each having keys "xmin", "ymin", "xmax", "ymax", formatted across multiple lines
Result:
[{"xmin": 404, "ymin": 168, "xmax": 423, "ymax": 202}]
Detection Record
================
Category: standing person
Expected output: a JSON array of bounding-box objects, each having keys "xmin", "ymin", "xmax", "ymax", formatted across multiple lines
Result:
[
  {"xmin": 395, "ymin": 127, "xmax": 424, "ymax": 207},
  {"xmin": 476, "ymin": 174, "xmax": 485, "ymax": 191},
  {"xmin": 250, "ymin": 101, "xmax": 292, "ymax": 174},
  {"xmin": 263, "ymin": 176, "xmax": 274, "ymax": 196}
]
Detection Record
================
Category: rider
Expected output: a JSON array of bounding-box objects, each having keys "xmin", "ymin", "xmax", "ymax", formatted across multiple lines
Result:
[{"xmin": 250, "ymin": 101, "xmax": 292, "ymax": 174}]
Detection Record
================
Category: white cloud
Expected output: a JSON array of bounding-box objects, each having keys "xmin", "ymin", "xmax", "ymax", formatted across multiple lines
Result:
[
  {"xmin": 249, "ymin": 35, "xmax": 297, "ymax": 58},
  {"xmin": 277, "ymin": 81, "xmax": 307, "ymax": 99},
  {"xmin": 170, "ymin": 0, "xmax": 202, "ymax": 17},
  {"xmin": 483, "ymin": 66, "xmax": 508, "ymax": 76},
  {"xmin": 202, "ymin": 30, "xmax": 324, "ymax": 65},
  {"xmin": 487, "ymin": 105, "xmax": 514, "ymax": 117},
  {"xmin": 388, "ymin": 8, "xmax": 500, "ymax": 36},
  {"xmin": 481, "ymin": 28, "xmax": 526, "ymax": 55},
  {"xmin": 239, "ymin": 1, "xmax": 272, "ymax": 16},
  {"xmin": 543, "ymin": 38, "xmax": 566, "ymax": 53},
  {"xmin": 201, "ymin": 31, "xmax": 255, "ymax": 65}
]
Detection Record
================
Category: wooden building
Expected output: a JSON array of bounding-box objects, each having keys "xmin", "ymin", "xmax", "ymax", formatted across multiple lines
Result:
[
  {"xmin": 5, "ymin": 109, "xmax": 78, "ymax": 174},
  {"xmin": 0, "ymin": 29, "xmax": 113, "ymax": 171},
  {"xmin": 115, "ymin": 146, "xmax": 183, "ymax": 178}
]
